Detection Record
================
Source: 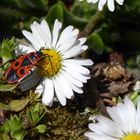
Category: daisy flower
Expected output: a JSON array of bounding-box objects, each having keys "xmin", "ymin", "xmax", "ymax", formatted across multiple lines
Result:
[
  {"xmin": 86, "ymin": 0, "xmax": 124, "ymax": 12},
  {"xmin": 18, "ymin": 19, "xmax": 93, "ymax": 106},
  {"xmin": 85, "ymin": 96, "xmax": 140, "ymax": 140}
]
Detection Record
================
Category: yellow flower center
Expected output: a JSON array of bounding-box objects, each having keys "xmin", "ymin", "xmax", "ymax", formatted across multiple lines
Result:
[
  {"xmin": 122, "ymin": 134, "xmax": 140, "ymax": 140},
  {"xmin": 37, "ymin": 49, "xmax": 62, "ymax": 78}
]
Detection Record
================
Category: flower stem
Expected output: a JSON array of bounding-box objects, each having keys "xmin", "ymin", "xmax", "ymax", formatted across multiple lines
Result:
[{"xmin": 79, "ymin": 10, "xmax": 103, "ymax": 37}]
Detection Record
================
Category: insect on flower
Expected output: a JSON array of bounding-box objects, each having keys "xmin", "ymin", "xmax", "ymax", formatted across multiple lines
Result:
[
  {"xmin": 3, "ymin": 51, "xmax": 45, "ymax": 84},
  {"xmin": 17, "ymin": 19, "xmax": 93, "ymax": 106}
]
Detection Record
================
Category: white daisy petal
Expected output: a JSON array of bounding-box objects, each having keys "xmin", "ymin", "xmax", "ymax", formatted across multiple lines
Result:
[
  {"xmin": 96, "ymin": 115, "xmax": 123, "ymax": 137},
  {"xmin": 107, "ymin": 106, "xmax": 125, "ymax": 130},
  {"xmin": 30, "ymin": 21, "xmax": 45, "ymax": 48},
  {"xmin": 82, "ymin": 45, "xmax": 88, "ymax": 51},
  {"xmin": 78, "ymin": 38, "xmax": 87, "ymax": 45},
  {"xmin": 16, "ymin": 44, "xmax": 34, "ymax": 55},
  {"xmin": 98, "ymin": 0, "xmax": 107, "ymax": 11},
  {"xmin": 109, "ymin": 97, "xmax": 136, "ymax": 133},
  {"xmin": 85, "ymin": 132, "xmax": 118, "ymax": 140},
  {"xmin": 57, "ymin": 36, "xmax": 77, "ymax": 52},
  {"xmin": 85, "ymin": 96, "xmax": 140, "ymax": 140},
  {"xmin": 35, "ymin": 82, "xmax": 44, "ymax": 96},
  {"xmin": 70, "ymin": 84, "xmax": 83, "ymax": 94},
  {"xmin": 31, "ymin": 21, "xmax": 52, "ymax": 49},
  {"xmin": 88, "ymin": 123, "xmax": 104, "ymax": 134},
  {"xmin": 86, "ymin": 0, "xmax": 124, "ymax": 12},
  {"xmin": 42, "ymin": 78, "xmax": 54, "ymax": 106},
  {"xmin": 107, "ymin": 0, "xmax": 115, "ymax": 12},
  {"xmin": 113, "ymin": 102, "xmax": 130, "ymax": 133},
  {"xmin": 56, "ymin": 27, "xmax": 79, "ymax": 50},
  {"xmin": 52, "ymin": 19, "xmax": 62, "ymax": 48},
  {"xmin": 123, "ymin": 97, "xmax": 136, "ymax": 132},
  {"xmin": 66, "ymin": 37, "xmax": 86, "ymax": 52},
  {"xmin": 53, "ymin": 78, "xmax": 66, "ymax": 106},
  {"xmin": 64, "ymin": 59, "xmax": 93, "ymax": 66},
  {"xmin": 19, "ymin": 19, "xmax": 93, "ymax": 106},
  {"xmin": 62, "ymin": 45, "xmax": 88, "ymax": 59},
  {"xmin": 63, "ymin": 61, "xmax": 90, "ymax": 75},
  {"xmin": 56, "ymin": 25, "xmax": 74, "ymax": 48},
  {"xmin": 56, "ymin": 73, "xmax": 74, "ymax": 99},
  {"xmin": 22, "ymin": 30, "xmax": 40, "ymax": 50},
  {"xmin": 62, "ymin": 70, "xmax": 84, "ymax": 88},
  {"xmin": 87, "ymin": 0, "xmax": 99, "ymax": 3},
  {"xmin": 63, "ymin": 66, "xmax": 89, "ymax": 83},
  {"xmin": 116, "ymin": 0, "xmax": 124, "ymax": 5},
  {"xmin": 41, "ymin": 19, "xmax": 52, "ymax": 47}
]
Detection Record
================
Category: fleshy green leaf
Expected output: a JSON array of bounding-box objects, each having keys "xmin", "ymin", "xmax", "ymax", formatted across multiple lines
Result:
[
  {"xmin": 72, "ymin": 0, "xmax": 97, "ymax": 18},
  {"xmin": 0, "ymin": 103, "xmax": 11, "ymax": 110},
  {"xmin": 1, "ymin": 119, "xmax": 10, "ymax": 133},
  {"xmin": 26, "ymin": 103, "xmax": 46, "ymax": 125},
  {"xmin": 0, "ymin": 83, "xmax": 19, "ymax": 91},
  {"xmin": 0, "ymin": 47, "xmax": 13, "ymax": 65},
  {"xmin": 10, "ymin": 129, "xmax": 26, "ymax": 140},
  {"xmin": 87, "ymin": 33, "xmax": 104, "ymax": 54},
  {"xmin": 0, "ymin": 38, "xmax": 16, "ymax": 70},
  {"xmin": 59, "ymin": 1, "xmax": 87, "ymax": 29},
  {"xmin": 46, "ymin": 4, "xmax": 64, "ymax": 24},
  {"xmin": 36, "ymin": 124, "xmax": 47, "ymax": 133},
  {"xmin": 9, "ymin": 115, "xmax": 22, "ymax": 131},
  {"xmin": 9, "ymin": 99, "xmax": 30, "ymax": 112}
]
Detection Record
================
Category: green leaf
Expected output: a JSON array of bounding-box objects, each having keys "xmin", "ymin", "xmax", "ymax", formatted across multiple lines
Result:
[
  {"xmin": 32, "ymin": 112, "xmax": 40, "ymax": 124},
  {"xmin": 9, "ymin": 115, "xmax": 22, "ymax": 131},
  {"xmin": 0, "ymin": 47, "xmax": 13, "ymax": 65},
  {"xmin": 36, "ymin": 124, "xmax": 47, "ymax": 133},
  {"xmin": 2, "ymin": 37, "xmax": 15, "ymax": 51},
  {"xmin": 59, "ymin": 1, "xmax": 87, "ymax": 29},
  {"xmin": 30, "ymin": 0, "xmax": 48, "ymax": 9},
  {"xmin": 46, "ymin": 2, "xmax": 87, "ymax": 29},
  {"xmin": 129, "ymin": 91, "xmax": 139, "ymax": 100},
  {"xmin": 87, "ymin": 33, "xmax": 104, "ymax": 54},
  {"xmin": 9, "ymin": 99, "xmax": 30, "ymax": 112},
  {"xmin": 0, "ymin": 103, "xmax": 11, "ymax": 110},
  {"xmin": 125, "ymin": 0, "xmax": 140, "ymax": 12},
  {"xmin": 2, "ymin": 115, "xmax": 26, "ymax": 140},
  {"xmin": 10, "ymin": 129, "xmax": 26, "ymax": 140},
  {"xmin": 2, "ymin": 119, "xmax": 10, "ymax": 133},
  {"xmin": 72, "ymin": 0, "xmax": 97, "ymax": 19},
  {"xmin": 46, "ymin": 3, "xmax": 63, "ymax": 24},
  {"xmin": 0, "ymin": 83, "xmax": 19, "ymax": 91},
  {"xmin": 0, "ymin": 38, "xmax": 16, "ymax": 66},
  {"xmin": 26, "ymin": 103, "xmax": 46, "ymax": 125}
]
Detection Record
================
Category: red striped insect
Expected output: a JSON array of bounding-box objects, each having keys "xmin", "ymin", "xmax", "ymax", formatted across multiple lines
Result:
[{"xmin": 3, "ymin": 51, "xmax": 43, "ymax": 83}]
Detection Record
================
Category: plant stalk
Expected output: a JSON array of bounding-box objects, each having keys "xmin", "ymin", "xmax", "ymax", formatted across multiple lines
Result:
[{"xmin": 79, "ymin": 10, "xmax": 102, "ymax": 37}]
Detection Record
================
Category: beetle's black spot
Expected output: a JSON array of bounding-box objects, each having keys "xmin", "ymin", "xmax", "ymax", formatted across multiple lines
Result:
[
  {"xmin": 20, "ymin": 69, "xmax": 25, "ymax": 75},
  {"xmin": 15, "ymin": 62, "xmax": 19, "ymax": 66},
  {"xmin": 22, "ymin": 57, "xmax": 32, "ymax": 66}
]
